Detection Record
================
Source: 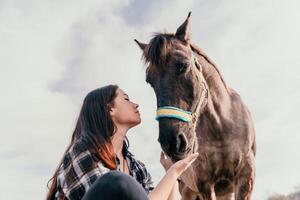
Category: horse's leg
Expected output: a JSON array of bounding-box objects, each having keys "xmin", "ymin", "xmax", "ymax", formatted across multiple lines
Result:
[
  {"xmin": 197, "ymin": 182, "xmax": 216, "ymax": 200},
  {"xmin": 235, "ymin": 154, "xmax": 255, "ymax": 200},
  {"xmin": 179, "ymin": 181, "xmax": 199, "ymax": 200}
]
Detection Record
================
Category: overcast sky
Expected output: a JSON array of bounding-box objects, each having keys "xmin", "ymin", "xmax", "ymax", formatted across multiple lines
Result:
[{"xmin": 0, "ymin": 0, "xmax": 299, "ymax": 199}]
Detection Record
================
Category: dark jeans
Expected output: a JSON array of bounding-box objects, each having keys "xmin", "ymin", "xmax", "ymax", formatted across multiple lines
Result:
[{"xmin": 82, "ymin": 171, "xmax": 149, "ymax": 200}]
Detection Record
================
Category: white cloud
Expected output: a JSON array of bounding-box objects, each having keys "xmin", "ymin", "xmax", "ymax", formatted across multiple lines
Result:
[{"xmin": 0, "ymin": 0, "xmax": 299, "ymax": 199}]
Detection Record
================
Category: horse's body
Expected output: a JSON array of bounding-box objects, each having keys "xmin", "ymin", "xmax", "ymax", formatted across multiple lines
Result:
[
  {"xmin": 135, "ymin": 13, "xmax": 256, "ymax": 200},
  {"xmin": 178, "ymin": 44, "xmax": 256, "ymax": 200}
]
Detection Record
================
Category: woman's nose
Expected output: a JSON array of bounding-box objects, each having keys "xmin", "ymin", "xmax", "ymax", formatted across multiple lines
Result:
[{"xmin": 134, "ymin": 103, "xmax": 139, "ymax": 108}]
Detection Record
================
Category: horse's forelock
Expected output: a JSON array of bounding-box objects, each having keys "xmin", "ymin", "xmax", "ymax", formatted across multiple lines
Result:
[{"xmin": 144, "ymin": 33, "xmax": 174, "ymax": 68}]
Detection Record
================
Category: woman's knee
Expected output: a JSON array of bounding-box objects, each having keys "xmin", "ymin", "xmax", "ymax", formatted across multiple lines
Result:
[{"xmin": 83, "ymin": 171, "xmax": 148, "ymax": 200}]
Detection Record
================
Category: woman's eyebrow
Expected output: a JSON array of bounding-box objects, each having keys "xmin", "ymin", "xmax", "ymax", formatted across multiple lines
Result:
[{"xmin": 123, "ymin": 94, "xmax": 129, "ymax": 97}]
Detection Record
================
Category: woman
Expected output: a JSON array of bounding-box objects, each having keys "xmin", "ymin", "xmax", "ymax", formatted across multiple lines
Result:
[{"xmin": 47, "ymin": 85, "xmax": 198, "ymax": 200}]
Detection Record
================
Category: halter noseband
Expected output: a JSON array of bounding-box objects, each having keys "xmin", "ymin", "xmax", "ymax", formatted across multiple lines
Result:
[
  {"xmin": 156, "ymin": 106, "xmax": 193, "ymax": 122},
  {"xmin": 155, "ymin": 50, "xmax": 208, "ymax": 126}
]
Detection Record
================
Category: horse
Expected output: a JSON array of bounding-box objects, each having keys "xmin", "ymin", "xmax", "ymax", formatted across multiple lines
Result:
[{"xmin": 135, "ymin": 12, "xmax": 256, "ymax": 200}]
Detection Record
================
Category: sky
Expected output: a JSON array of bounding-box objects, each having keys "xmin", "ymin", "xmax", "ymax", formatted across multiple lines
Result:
[{"xmin": 0, "ymin": 0, "xmax": 299, "ymax": 199}]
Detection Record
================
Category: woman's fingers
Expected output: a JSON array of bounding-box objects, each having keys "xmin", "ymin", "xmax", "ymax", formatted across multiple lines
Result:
[
  {"xmin": 160, "ymin": 151, "xmax": 174, "ymax": 171},
  {"xmin": 160, "ymin": 151, "xmax": 166, "ymax": 163},
  {"xmin": 182, "ymin": 153, "xmax": 198, "ymax": 170},
  {"xmin": 170, "ymin": 152, "xmax": 199, "ymax": 176},
  {"xmin": 160, "ymin": 151, "xmax": 167, "ymax": 160},
  {"xmin": 186, "ymin": 153, "xmax": 199, "ymax": 164}
]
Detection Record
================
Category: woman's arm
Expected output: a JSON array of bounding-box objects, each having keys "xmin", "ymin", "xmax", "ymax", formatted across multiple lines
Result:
[
  {"xmin": 148, "ymin": 152, "xmax": 198, "ymax": 200},
  {"xmin": 148, "ymin": 167, "xmax": 178, "ymax": 200},
  {"xmin": 161, "ymin": 152, "xmax": 180, "ymax": 200},
  {"xmin": 167, "ymin": 180, "xmax": 179, "ymax": 200}
]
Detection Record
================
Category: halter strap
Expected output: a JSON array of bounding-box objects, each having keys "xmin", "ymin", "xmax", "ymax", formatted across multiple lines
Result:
[{"xmin": 156, "ymin": 106, "xmax": 192, "ymax": 122}]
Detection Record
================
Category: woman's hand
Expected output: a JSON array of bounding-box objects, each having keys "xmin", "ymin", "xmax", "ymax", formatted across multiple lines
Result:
[
  {"xmin": 160, "ymin": 151, "xmax": 199, "ymax": 177},
  {"xmin": 149, "ymin": 152, "xmax": 198, "ymax": 200},
  {"xmin": 160, "ymin": 152, "xmax": 173, "ymax": 171}
]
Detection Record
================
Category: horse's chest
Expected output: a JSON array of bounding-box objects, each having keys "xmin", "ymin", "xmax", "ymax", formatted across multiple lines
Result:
[
  {"xmin": 197, "ymin": 144, "xmax": 244, "ymax": 178},
  {"xmin": 180, "ymin": 147, "xmax": 243, "ymax": 193}
]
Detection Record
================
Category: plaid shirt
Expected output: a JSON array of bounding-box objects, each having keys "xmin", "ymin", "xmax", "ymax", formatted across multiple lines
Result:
[{"xmin": 55, "ymin": 138, "xmax": 154, "ymax": 200}]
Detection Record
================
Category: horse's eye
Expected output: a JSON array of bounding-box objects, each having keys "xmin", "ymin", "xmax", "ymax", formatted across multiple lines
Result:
[{"xmin": 176, "ymin": 62, "xmax": 189, "ymax": 74}]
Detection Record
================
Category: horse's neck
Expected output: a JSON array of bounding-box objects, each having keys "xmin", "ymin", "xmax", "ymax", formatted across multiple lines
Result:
[
  {"xmin": 202, "ymin": 69, "xmax": 232, "ymax": 134},
  {"xmin": 192, "ymin": 45, "xmax": 233, "ymax": 134}
]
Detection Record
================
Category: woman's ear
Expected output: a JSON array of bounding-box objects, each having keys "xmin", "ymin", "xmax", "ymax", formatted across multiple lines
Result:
[{"xmin": 108, "ymin": 104, "xmax": 115, "ymax": 117}]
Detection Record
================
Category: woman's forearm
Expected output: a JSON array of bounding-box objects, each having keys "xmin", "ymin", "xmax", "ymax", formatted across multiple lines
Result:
[
  {"xmin": 167, "ymin": 181, "xmax": 179, "ymax": 200},
  {"xmin": 148, "ymin": 169, "xmax": 178, "ymax": 200},
  {"xmin": 153, "ymin": 152, "xmax": 198, "ymax": 200}
]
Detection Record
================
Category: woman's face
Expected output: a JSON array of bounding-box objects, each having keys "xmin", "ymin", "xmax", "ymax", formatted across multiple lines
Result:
[{"xmin": 110, "ymin": 88, "xmax": 141, "ymax": 128}]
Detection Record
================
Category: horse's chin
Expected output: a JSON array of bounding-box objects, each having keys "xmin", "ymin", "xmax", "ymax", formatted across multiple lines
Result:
[
  {"xmin": 171, "ymin": 156, "xmax": 185, "ymax": 162},
  {"xmin": 162, "ymin": 137, "xmax": 198, "ymax": 162},
  {"xmin": 169, "ymin": 152, "xmax": 190, "ymax": 162},
  {"xmin": 162, "ymin": 149, "xmax": 186, "ymax": 162},
  {"xmin": 171, "ymin": 148, "xmax": 198, "ymax": 162}
]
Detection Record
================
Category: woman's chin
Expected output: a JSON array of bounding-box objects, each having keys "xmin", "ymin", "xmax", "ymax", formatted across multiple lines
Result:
[
  {"xmin": 134, "ymin": 116, "xmax": 141, "ymax": 124},
  {"xmin": 128, "ymin": 118, "xmax": 141, "ymax": 128}
]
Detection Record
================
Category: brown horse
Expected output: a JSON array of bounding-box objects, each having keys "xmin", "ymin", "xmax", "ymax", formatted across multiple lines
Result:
[{"xmin": 135, "ymin": 12, "xmax": 256, "ymax": 200}]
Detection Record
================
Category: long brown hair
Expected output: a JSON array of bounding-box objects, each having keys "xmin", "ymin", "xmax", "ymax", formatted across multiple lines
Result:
[{"xmin": 46, "ymin": 84, "xmax": 129, "ymax": 199}]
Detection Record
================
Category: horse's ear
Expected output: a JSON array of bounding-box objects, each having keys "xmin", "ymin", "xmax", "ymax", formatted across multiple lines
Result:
[
  {"xmin": 175, "ymin": 12, "xmax": 192, "ymax": 42},
  {"xmin": 134, "ymin": 39, "xmax": 147, "ymax": 51}
]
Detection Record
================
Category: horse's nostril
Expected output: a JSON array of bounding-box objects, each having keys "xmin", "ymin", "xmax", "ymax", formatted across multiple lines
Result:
[{"xmin": 177, "ymin": 133, "xmax": 188, "ymax": 153}]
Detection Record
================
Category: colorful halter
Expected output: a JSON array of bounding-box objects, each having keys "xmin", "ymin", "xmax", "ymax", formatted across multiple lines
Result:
[
  {"xmin": 155, "ymin": 50, "xmax": 208, "ymax": 124},
  {"xmin": 156, "ymin": 106, "xmax": 193, "ymax": 122}
]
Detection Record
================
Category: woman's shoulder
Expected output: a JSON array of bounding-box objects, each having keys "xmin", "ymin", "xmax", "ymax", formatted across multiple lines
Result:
[
  {"xmin": 62, "ymin": 137, "xmax": 112, "ymax": 173},
  {"xmin": 71, "ymin": 137, "xmax": 90, "ymax": 155},
  {"xmin": 56, "ymin": 138, "xmax": 111, "ymax": 199},
  {"xmin": 61, "ymin": 138, "xmax": 92, "ymax": 168}
]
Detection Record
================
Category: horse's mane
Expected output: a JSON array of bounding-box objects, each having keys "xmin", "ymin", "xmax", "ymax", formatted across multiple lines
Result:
[{"xmin": 190, "ymin": 43, "xmax": 229, "ymax": 92}]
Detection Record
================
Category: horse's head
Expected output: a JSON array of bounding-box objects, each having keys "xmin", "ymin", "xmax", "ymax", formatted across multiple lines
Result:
[{"xmin": 135, "ymin": 12, "xmax": 208, "ymax": 161}]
